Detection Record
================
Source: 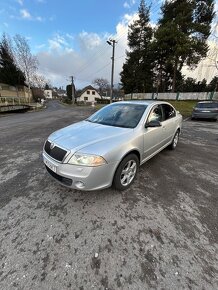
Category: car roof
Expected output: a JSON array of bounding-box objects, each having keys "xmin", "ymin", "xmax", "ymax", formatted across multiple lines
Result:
[
  {"xmin": 113, "ymin": 100, "xmax": 171, "ymax": 106},
  {"xmin": 197, "ymin": 101, "xmax": 218, "ymax": 104}
]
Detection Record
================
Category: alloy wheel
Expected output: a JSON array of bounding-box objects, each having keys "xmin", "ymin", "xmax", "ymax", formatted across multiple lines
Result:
[{"xmin": 120, "ymin": 160, "xmax": 137, "ymax": 186}]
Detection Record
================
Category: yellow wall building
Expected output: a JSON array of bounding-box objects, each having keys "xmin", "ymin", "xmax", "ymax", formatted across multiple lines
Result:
[{"xmin": 0, "ymin": 83, "xmax": 32, "ymax": 104}]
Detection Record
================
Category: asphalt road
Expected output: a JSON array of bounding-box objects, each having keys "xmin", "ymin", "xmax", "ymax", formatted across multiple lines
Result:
[{"xmin": 0, "ymin": 100, "xmax": 218, "ymax": 290}]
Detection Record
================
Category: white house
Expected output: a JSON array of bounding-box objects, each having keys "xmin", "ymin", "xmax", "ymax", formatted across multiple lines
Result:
[
  {"xmin": 76, "ymin": 85, "xmax": 101, "ymax": 103},
  {"xmin": 44, "ymin": 89, "xmax": 53, "ymax": 99}
]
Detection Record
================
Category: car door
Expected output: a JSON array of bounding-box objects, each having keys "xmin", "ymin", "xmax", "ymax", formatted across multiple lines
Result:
[
  {"xmin": 143, "ymin": 104, "xmax": 165, "ymax": 160},
  {"xmin": 161, "ymin": 104, "xmax": 177, "ymax": 144}
]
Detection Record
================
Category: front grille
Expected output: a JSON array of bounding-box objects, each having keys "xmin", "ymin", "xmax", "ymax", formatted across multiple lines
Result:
[
  {"xmin": 45, "ymin": 165, "xmax": 72, "ymax": 186},
  {"xmin": 44, "ymin": 140, "xmax": 67, "ymax": 162}
]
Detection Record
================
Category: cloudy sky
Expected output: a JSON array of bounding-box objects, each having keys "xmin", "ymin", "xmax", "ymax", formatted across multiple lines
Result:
[{"xmin": 0, "ymin": 0, "xmax": 217, "ymax": 89}]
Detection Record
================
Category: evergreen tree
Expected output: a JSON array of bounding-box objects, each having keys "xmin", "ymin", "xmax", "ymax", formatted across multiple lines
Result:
[
  {"xmin": 208, "ymin": 76, "xmax": 218, "ymax": 91},
  {"xmin": 153, "ymin": 0, "xmax": 215, "ymax": 92},
  {"xmin": 120, "ymin": 0, "xmax": 153, "ymax": 94},
  {"xmin": 66, "ymin": 84, "xmax": 75, "ymax": 100},
  {"xmin": 197, "ymin": 78, "xmax": 207, "ymax": 92},
  {"xmin": 181, "ymin": 77, "xmax": 198, "ymax": 92},
  {"xmin": 44, "ymin": 83, "xmax": 50, "ymax": 90},
  {"xmin": 0, "ymin": 34, "xmax": 25, "ymax": 86}
]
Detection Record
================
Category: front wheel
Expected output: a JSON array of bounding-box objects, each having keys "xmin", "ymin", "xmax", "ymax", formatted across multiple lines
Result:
[
  {"xmin": 169, "ymin": 130, "xmax": 180, "ymax": 150},
  {"xmin": 113, "ymin": 154, "xmax": 139, "ymax": 191}
]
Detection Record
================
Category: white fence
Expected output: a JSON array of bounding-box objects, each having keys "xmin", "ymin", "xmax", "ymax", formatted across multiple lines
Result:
[{"xmin": 124, "ymin": 91, "xmax": 218, "ymax": 100}]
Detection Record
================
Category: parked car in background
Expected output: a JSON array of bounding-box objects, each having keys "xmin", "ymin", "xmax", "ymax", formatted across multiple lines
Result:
[
  {"xmin": 43, "ymin": 101, "xmax": 182, "ymax": 191},
  {"xmin": 192, "ymin": 101, "xmax": 218, "ymax": 121}
]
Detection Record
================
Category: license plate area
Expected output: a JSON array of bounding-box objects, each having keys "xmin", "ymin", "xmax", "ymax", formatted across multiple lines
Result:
[{"xmin": 44, "ymin": 158, "xmax": 57, "ymax": 173}]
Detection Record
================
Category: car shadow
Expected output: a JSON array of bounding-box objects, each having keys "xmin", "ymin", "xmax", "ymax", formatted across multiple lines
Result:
[{"xmin": 190, "ymin": 118, "xmax": 217, "ymax": 122}]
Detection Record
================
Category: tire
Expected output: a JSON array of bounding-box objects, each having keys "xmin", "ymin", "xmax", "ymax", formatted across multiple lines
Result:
[
  {"xmin": 113, "ymin": 154, "xmax": 139, "ymax": 191},
  {"xmin": 169, "ymin": 130, "xmax": 180, "ymax": 150}
]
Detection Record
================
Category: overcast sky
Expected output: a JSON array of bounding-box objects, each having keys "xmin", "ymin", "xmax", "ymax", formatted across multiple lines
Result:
[{"xmin": 0, "ymin": 0, "xmax": 217, "ymax": 89}]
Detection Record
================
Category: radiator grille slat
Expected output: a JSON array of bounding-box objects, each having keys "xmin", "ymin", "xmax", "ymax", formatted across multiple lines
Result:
[{"xmin": 44, "ymin": 140, "xmax": 67, "ymax": 162}]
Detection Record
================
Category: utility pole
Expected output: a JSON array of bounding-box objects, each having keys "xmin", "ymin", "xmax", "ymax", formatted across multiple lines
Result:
[{"xmin": 107, "ymin": 39, "xmax": 117, "ymax": 103}]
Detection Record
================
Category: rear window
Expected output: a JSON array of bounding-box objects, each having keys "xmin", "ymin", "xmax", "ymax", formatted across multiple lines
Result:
[{"xmin": 196, "ymin": 103, "xmax": 218, "ymax": 109}]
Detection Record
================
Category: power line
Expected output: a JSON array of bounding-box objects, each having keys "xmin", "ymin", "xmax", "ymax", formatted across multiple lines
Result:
[
  {"xmin": 75, "ymin": 45, "xmax": 111, "ymax": 76},
  {"xmin": 115, "ymin": 0, "xmax": 162, "ymax": 44},
  {"xmin": 75, "ymin": 1, "xmax": 205, "ymax": 85},
  {"xmin": 74, "ymin": 0, "xmax": 162, "ymax": 80},
  {"xmin": 79, "ymin": 62, "xmax": 112, "ymax": 82}
]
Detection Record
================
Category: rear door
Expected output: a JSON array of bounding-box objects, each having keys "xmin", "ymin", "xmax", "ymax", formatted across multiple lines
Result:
[{"xmin": 161, "ymin": 104, "xmax": 177, "ymax": 143}]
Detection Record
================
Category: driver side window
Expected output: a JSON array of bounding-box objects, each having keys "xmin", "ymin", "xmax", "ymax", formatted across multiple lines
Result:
[
  {"xmin": 162, "ymin": 104, "xmax": 176, "ymax": 120},
  {"xmin": 147, "ymin": 105, "xmax": 163, "ymax": 123}
]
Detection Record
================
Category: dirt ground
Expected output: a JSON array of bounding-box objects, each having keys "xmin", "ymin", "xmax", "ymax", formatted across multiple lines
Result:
[{"xmin": 0, "ymin": 101, "xmax": 217, "ymax": 290}]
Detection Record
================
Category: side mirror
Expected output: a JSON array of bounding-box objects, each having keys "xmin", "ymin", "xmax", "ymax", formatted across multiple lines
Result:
[{"xmin": 145, "ymin": 120, "xmax": 162, "ymax": 128}]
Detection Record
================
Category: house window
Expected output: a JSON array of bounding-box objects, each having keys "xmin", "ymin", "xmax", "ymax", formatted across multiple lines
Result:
[
  {"xmin": 84, "ymin": 97, "xmax": 88, "ymax": 101},
  {"xmin": 87, "ymin": 90, "xmax": 90, "ymax": 94},
  {"xmin": 92, "ymin": 91, "xmax": 95, "ymax": 95}
]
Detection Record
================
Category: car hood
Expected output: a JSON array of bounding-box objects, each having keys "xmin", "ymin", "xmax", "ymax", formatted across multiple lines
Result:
[{"xmin": 49, "ymin": 120, "xmax": 131, "ymax": 153}]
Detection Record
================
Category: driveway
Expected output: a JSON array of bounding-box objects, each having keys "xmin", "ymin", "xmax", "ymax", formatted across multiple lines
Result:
[{"xmin": 0, "ymin": 101, "xmax": 217, "ymax": 290}]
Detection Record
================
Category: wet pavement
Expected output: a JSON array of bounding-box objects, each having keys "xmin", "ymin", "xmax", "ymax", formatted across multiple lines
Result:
[{"xmin": 0, "ymin": 100, "xmax": 218, "ymax": 290}]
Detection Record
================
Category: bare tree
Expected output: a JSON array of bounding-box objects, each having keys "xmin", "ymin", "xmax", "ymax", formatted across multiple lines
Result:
[
  {"xmin": 92, "ymin": 78, "xmax": 109, "ymax": 98},
  {"xmin": 30, "ymin": 74, "xmax": 52, "ymax": 101},
  {"xmin": 30, "ymin": 74, "xmax": 47, "ymax": 89},
  {"xmin": 13, "ymin": 34, "xmax": 38, "ymax": 96}
]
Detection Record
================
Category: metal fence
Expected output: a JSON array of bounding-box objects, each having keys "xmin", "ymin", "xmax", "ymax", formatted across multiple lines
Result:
[{"xmin": 124, "ymin": 91, "xmax": 218, "ymax": 101}]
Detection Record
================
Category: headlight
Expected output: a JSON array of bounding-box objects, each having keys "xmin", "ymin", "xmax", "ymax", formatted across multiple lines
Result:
[{"xmin": 68, "ymin": 153, "xmax": 107, "ymax": 167}]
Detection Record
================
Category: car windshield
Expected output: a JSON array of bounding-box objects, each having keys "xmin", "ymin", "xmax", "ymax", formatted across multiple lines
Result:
[
  {"xmin": 196, "ymin": 103, "xmax": 218, "ymax": 109},
  {"xmin": 87, "ymin": 103, "xmax": 147, "ymax": 128}
]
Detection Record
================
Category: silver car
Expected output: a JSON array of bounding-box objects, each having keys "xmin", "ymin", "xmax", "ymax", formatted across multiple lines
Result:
[{"xmin": 43, "ymin": 101, "xmax": 182, "ymax": 191}]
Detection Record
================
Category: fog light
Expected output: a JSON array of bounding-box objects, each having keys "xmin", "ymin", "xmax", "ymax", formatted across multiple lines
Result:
[{"xmin": 75, "ymin": 181, "xmax": 85, "ymax": 189}]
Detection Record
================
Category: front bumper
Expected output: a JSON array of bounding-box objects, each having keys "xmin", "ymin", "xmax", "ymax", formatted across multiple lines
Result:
[{"xmin": 43, "ymin": 152, "xmax": 119, "ymax": 191}]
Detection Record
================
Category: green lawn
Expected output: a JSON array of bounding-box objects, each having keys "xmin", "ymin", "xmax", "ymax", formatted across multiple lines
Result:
[{"xmin": 167, "ymin": 100, "xmax": 197, "ymax": 118}]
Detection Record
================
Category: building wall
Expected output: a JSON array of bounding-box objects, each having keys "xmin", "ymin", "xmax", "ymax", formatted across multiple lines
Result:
[
  {"xmin": 44, "ymin": 90, "xmax": 53, "ymax": 99},
  {"xmin": 0, "ymin": 83, "xmax": 32, "ymax": 101},
  {"xmin": 78, "ymin": 89, "xmax": 101, "ymax": 102}
]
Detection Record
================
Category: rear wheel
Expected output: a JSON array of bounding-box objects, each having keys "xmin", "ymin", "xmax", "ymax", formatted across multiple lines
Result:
[
  {"xmin": 113, "ymin": 154, "xmax": 139, "ymax": 191},
  {"xmin": 169, "ymin": 130, "xmax": 180, "ymax": 150}
]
